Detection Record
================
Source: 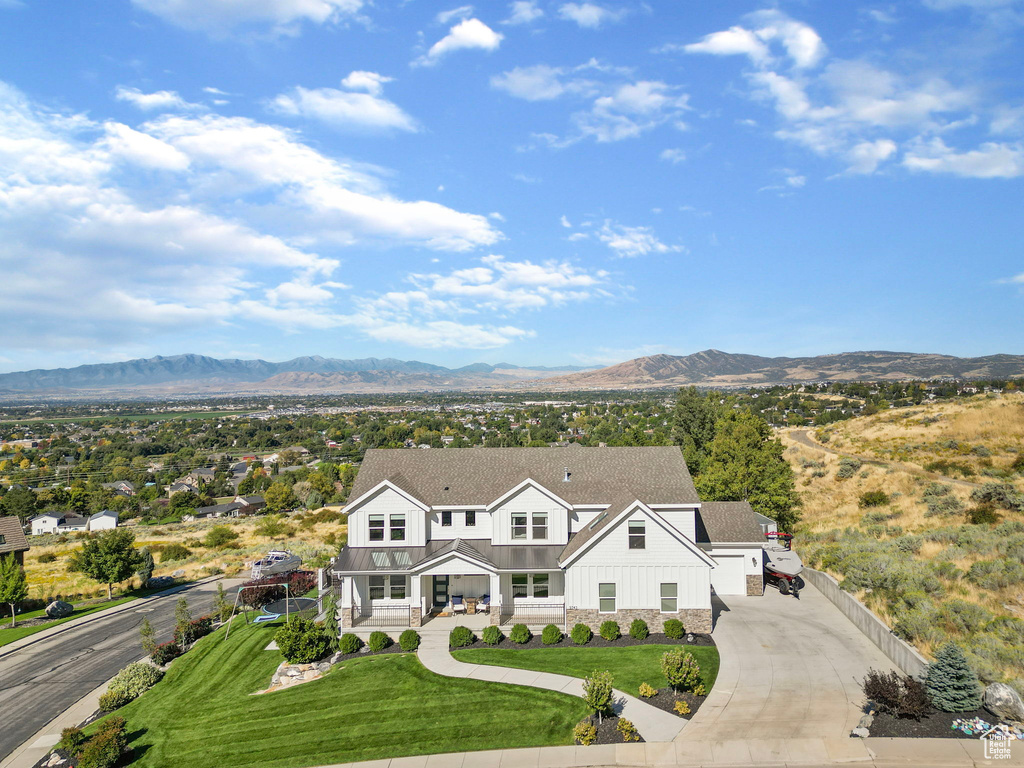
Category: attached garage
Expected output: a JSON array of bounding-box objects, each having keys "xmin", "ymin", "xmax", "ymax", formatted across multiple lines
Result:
[{"xmin": 710, "ymin": 553, "xmax": 746, "ymax": 595}]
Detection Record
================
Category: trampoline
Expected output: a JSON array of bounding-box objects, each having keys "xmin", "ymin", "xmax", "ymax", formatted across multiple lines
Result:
[{"xmin": 263, "ymin": 597, "xmax": 318, "ymax": 616}]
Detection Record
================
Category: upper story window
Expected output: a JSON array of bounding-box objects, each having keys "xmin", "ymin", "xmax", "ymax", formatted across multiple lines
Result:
[
  {"xmin": 390, "ymin": 514, "xmax": 406, "ymax": 541},
  {"xmin": 512, "ymin": 513, "xmax": 528, "ymax": 540},
  {"xmin": 628, "ymin": 519, "xmax": 645, "ymax": 549},
  {"xmin": 465, "ymin": 511, "xmax": 476, "ymax": 526},
  {"xmin": 441, "ymin": 511, "xmax": 452, "ymax": 527},
  {"xmin": 532, "ymin": 512, "xmax": 548, "ymax": 540},
  {"xmin": 369, "ymin": 514, "xmax": 385, "ymax": 541}
]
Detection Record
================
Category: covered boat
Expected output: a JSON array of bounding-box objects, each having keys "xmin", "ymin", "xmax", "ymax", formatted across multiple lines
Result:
[
  {"xmin": 763, "ymin": 532, "xmax": 805, "ymax": 596},
  {"xmin": 250, "ymin": 549, "xmax": 301, "ymax": 580}
]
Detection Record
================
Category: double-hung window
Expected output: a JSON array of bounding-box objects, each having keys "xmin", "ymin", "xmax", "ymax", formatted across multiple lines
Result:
[
  {"xmin": 660, "ymin": 582, "xmax": 677, "ymax": 612},
  {"xmin": 368, "ymin": 515, "xmax": 385, "ymax": 542},
  {"xmin": 511, "ymin": 573, "xmax": 550, "ymax": 598},
  {"xmin": 532, "ymin": 512, "xmax": 548, "ymax": 540},
  {"xmin": 511, "ymin": 513, "xmax": 528, "ymax": 540},
  {"xmin": 390, "ymin": 514, "xmax": 406, "ymax": 541},
  {"xmin": 390, "ymin": 575, "xmax": 408, "ymax": 600},
  {"xmin": 369, "ymin": 575, "xmax": 386, "ymax": 600},
  {"xmin": 465, "ymin": 511, "xmax": 476, "ymax": 526},
  {"xmin": 369, "ymin": 575, "xmax": 407, "ymax": 601},
  {"xmin": 599, "ymin": 583, "xmax": 616, "ymax": 613},
  {"xmin": 628, "ymin": 519, "xmax": 645, "ymax": 549},
  {"xmin": 512, "ymin": 573, "xmax": 529, "ymax": 597},
  {"xmin": 441, "ymin": 511, "xmax": 452, "ymax": 527}
]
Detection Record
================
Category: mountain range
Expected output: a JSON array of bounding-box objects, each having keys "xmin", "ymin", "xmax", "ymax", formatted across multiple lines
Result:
[{"xmin": 1, "ymin": 350, "xmax": 1023, "ymax": 397}]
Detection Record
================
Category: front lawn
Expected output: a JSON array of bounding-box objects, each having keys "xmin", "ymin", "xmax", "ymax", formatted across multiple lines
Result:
[
  {"xmin": 0, "ymin": 595, "xmax": 140, "ymax": 648},
  {"xmin": 452, "ymin": 644, "xmax": 720, "ymax": 698},
  {"xmin": 104, "ymin": 620, "xmax": 588, "ymax": 768}
]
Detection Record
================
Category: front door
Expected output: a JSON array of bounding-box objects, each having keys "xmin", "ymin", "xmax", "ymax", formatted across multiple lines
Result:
[{"xmin": 432, "ymin": 576, "xmax": 449, "ymax": 609}]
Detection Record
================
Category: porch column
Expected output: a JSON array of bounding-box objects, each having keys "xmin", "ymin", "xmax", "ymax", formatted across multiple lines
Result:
[
  {"xmin": 409, "ymin": 573, "xmax": 422, "ymax": 628},
  {"xmin": 339, "ymin": 576, "xmax": 354, "ymax": 630},
  {"xmin": 489, "ymin": 572, "xmax": 502, "ymax": 626}
]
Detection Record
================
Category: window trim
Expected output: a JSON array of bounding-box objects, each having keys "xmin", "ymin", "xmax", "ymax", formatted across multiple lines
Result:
[
  {"xmin": 598, "ymin": 582, "xmax": 616, "ymax": 613},
  {"xmin": 531, "ymin": 511, "xmax": 548, "ymax": 541},
  {"xmin": 465, "ymin": 510, "xmax": 476, "ymax": 527},
  {"xmin": 511, "ymin": 513, "xmax": 528, "ymax": 540},
  {"xmin": 660, "ymin": 582, "xmax": 678, "ymax": 613},
  {"xmin": 368, "ymin": 514, "xmax": 385, "ymax": 542},
  {"xmin": 441, "ymin": 511, "xmax": 452, "ymax": 527},
  {"xmin": 389, "ymin": 513, "xmax": 406, "ymax": 541}
]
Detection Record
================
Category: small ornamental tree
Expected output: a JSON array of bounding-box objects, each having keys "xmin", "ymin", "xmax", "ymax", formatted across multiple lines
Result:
[
  {"xmin": 0, "ymin": 553, "xmax": 28, "ymax": 628},
  {"xmin": 661, "ymin": 647, "xmax": 701, "ymax": 695},
  {"xmin": 174, "ymin": 596, "xmax": 192, "ymax": 644},
  {"xmin": 139, "ymin": 617, "xmax": 156, "ymax": 655},
  {"xmin": 68, "ymin": 528, "xmax": 144, "ymax": 600},
  {"xmin": 582, "ymin": 670, "xmax": 615, "ymax": 724},
  {"xmin": 926, "ymin": 642, "xmax": 983, "ymax": 712}
]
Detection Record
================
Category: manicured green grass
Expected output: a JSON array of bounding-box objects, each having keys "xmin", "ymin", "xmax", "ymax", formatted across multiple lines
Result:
[
  {"xmin": 452, "ymin": 644, "xmax": 720, "ymax": 698},
  {"xmin": 104, "ymin": 620, "xmax": 588, "ymax": 768}
]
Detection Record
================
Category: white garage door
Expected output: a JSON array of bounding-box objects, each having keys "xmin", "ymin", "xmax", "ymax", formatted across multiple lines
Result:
[{"xmin": 710, "ymin": 555, "xmax": 746, "ymax": 595}]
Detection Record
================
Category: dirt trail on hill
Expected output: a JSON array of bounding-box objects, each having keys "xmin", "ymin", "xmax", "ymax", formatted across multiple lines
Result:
[{"xmin": 786, "ymin": 429, "xmax": 983, "ymax": 490}]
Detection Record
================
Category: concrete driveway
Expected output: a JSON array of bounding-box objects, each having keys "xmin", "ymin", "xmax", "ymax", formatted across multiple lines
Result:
[{"xmin": 683, "ymin": 581, "xmax": 899, "ymax": 742}]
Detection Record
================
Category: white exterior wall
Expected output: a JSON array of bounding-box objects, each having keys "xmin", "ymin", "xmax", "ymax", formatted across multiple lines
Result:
[
  {"xmin": 565, "ymin": 509, "xmax": 711, "ymax": 611},
  {"xmin": 31, "ymin": 516, "xmax": 61, "ymax": 536},
  {"xmin": 347, "ymin": 487, "xmax": 426, "ymax": 547},
  {"xmin": 428, "ymin": 510, "xmax": 493, "ymax": 540},
  {"xmin": 650, "ymin": 506, "xmax": 698, "ymax": 542},
  {"xmin": 491, "ymin": 485, "xmax": 569, "ymax": 546},
  {"xmin": 569, "ymin": 509, "xmax": 604, "ymax": 534},
  {"xmin": 88, "ymin": 515, "xmax": 118, "ymax": 531}
]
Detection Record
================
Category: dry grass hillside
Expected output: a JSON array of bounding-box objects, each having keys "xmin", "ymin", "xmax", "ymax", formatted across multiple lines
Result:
[
  {"xmin": 780, "ymin": 393, "xmax": 1024, "ymax": 693},
  {"xmin": 23, "ymin": 509, "xmax": 347, "ymax": 603}
]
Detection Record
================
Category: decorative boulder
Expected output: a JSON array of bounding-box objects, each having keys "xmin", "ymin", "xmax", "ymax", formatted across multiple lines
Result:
[
  {"xmin": 984, "ymin": 683, "xmax": 1024, "ymax": 723},
  {"xmin": 171, "ymin": 569, "xmax": 185, "ymax": 579},
  {"xmin": 45, "ymin": 600, "xmax": 73, "ymax": 619}
]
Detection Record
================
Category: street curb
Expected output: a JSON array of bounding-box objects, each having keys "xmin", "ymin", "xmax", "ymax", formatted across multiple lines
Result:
[{"xmin": 0, "ymin": 575, "xmax": 223, "ymax": 660}]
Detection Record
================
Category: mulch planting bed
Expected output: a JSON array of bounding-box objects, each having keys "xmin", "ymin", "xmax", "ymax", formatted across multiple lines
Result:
[
  {"xmin": 869, "ymin": 707, "xmax": 1013, "ymax": 739},
  {"xmin": 578, "ymin": 714, "xmax": 646, "ymax": 745},
  {"xmin": 643, "ymin": 688, "xmax": 707, "ymax": 719},
  {"xmin": 453, "ymin": 631, "xmax": 715, "ymax": 651}
]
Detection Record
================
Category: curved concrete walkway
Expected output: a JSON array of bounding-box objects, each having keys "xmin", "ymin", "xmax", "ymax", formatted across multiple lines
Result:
[{"xmin": 417, "ymin": 632, "xmax": 686, "ymax": 743}]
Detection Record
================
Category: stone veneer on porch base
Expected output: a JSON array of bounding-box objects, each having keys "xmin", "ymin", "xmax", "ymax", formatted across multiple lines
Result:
[
  {"xmin": 565, "ymin": 608, "xmax": 712, "ymax": 634},
  {"xmin": 746, "ymin": 574, "xmax": 764, "ymax": 596}
]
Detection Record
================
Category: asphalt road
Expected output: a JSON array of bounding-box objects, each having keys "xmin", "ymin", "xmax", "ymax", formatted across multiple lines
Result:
[{"xmin": 0, "ymin": 579, "xmax": 239, "ymax": 762}]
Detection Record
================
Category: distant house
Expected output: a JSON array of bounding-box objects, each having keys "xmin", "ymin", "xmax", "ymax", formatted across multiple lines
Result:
[
  {"xmin": 0, "ymin": 516, "xmax": 30, "ymax": 566},
  {"xmin": 184, "ymin": 468, "xmax": 216, "ymax": 486},
  {"xmin": 234, "ymin": 495, "xmax": 266, "ymax": 515},
  {"xmin": 284, "ymin": 446, "xmax": 311, "ymax": 455},
  {"xmin": 88, "ymin": 510, "xmax": 119, "ymax": 531},
  {"xmin": 183, "ymin": 502, "xmax": 244, "ymax": 522},
  {"xmin": 168, "ymin": 482, "xmax": 198, "ymax": 496},
  {"xmin": 101, "ymin": 480, "xmax": 135, "ymax": 497},
  {"xmin": 30, "ymin": 512, "xmax": 89, "ymax": 536}
]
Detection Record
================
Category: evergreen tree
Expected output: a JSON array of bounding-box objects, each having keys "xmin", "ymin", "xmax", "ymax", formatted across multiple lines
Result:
[
  {"xmin": 670, "ymin": 387, "xmax": 719, "ymax": 474},
  {"xmin": 695, "ymin": 408, "xmax": 801, "ymax": 531},
  {"xmin": 139, "ymin": 616, "xmax": 156, "ymax": 655},
  {"xmin": 174, "ymin": 596, "xmax": 193, "ymax": 643},
  {"xmin": 926, "ymin": 642, "xmax": 982, "ymax": 712},
  {"xmin": 135, "ymin": 546, "xmax": 154, "ymax": 588},
  {"xmin": 68, "ymin": 528, "xmax": 144, "ymax": 600},
  {"xmin": 0, "ymin": 554, "xmax": 28, "ymax": 628}
]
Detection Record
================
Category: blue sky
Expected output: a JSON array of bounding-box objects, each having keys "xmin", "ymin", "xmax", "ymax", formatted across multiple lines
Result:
[{"xmin": 0, "ymin": 0, "xmax": 1022, "ymax": 372}]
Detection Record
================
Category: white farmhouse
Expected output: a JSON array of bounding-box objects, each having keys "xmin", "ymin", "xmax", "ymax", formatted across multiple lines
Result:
[{"xmin": 332, "ymin": 446, "xmax": 768, "ymax": 633}]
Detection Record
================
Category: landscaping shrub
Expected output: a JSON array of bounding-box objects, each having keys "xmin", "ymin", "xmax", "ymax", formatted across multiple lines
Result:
[
  {"xmin": 572, "ymin": 720, "xmax": 597, "ymax": 746},
  {"xmin": 628, "ymin": 618, "xmax": 649, "ymax": 640},
  {"xmin": 174, "ymin": 615, "xmax": 213, "ymax": 646},
  {"xmin": 368, "ymin": 631, "xmax": 392, "ymax": 652},
  {"xmin": 663, "ymin": 618, "xmax": 685, "ymax": 639},
  {"xmin": 37, "ymin": 552, "xmax": 57, "ymax": 564},
  {"xmin": 399, "ymin": 629, "xmax": 421, "ymax": 651},
  {"xmin": 58, "ymin": 726, "xmax": 88, "ymax": 755},
  {"xmin": 582, "ymin": 670, "xmax": 614, "ymax": 721},
  {"xmin": 599, "ymin": 620, "xmax": 620, "ymax": 641},
  {"xmin": 638, "ymin": 682, "xmax": 657, "ymax": 698},
  {"xmin": 481, "ymin": 625, "xmax": 503, "ymax": 645},
  {"xmin": 673, "ymin": 700, "xmax": 691, "ymax": 716},
  {"xmin": 509, "ymin": 623, "xmax": 531, "ymax": 644},
  {"xmin": 99, "ymin": 663, "xmax": 163, "ymax": 711},
  {"xmin": 150, "ymin": 642, "xmax": 182, "ymax": 666},
  {"xmin": 862, "ymin": 669, "xmax": 929, "ymax": 720},
  {"xmin": 616, "ymin": 718, "xmax": 640, "ymax": 742},
  {"xmin": 836, "ymin": 457, "xmax": 862, "ymax": 479},
  {"xmin": 159, "ymin": 543, "xmax": 191, "ymax": 562},
  {"xmin": 239, "ymin": 571, "xmax": 316, "ymax": 609},
  {"xmin": 570, "ymin": 623, "xmax": 592, "ymax": 645},
  {"xmin": 449, "ymin": 625, "xmax": 476, "ymax": 648},
  {"xmin": 859, "ymin": 490, "xmax": 890, "ymax": 508},
  {"xmin": 203, "ymin": 525, "xmax": 240, "ymax": 548},
  {"xmin": 926, "ymin": 642, "xmax": 983, "ymax": 712},
  {"xmin": 339, "ymin": 633, "xmax": 363, "ymax": 654},
  {"xmin": 77, "ymin": 719, "xmax": 127, "ymax": 768},
  {"xmin": 274, "ymin": 618, "xmax": 334, "ymax": 663},
  {"xmin": 541, "ymin": 624, "xmax": 563, "ymax": 645},
  {"xmin": 661, "ymin": 647, "xmax": 701, "ymax": 694}
]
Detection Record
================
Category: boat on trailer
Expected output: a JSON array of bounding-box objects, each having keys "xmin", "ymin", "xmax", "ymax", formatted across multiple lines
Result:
[
  {"xmin": 763, "ymin": 532, "xmax": 805, "ymax": 596},
  {"xmin": 250, "ymin": 549, "xmax": 301, "ymax": 580}
]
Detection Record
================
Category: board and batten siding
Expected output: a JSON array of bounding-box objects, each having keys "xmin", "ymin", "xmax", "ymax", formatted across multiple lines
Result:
[
  {"xmin": 347, "ymin": 487, "xmax": 427, "ymax": 547},
  {"xmin": 491, "ymin": 484, "xmax": 569, "ymax": 546},
  {"xmin": 428, "ymin": 510, "xmax": 494, "ymax": 540},
  {"xmin": 565, "ymin": 509, "xmax": 711, "ymax": 611}
]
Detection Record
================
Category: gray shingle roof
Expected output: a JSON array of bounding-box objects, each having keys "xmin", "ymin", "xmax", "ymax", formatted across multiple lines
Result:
[
  {"xmin": 695, "ymin": 501, "xmax": 766, "ymax": 544},
  {"xmin": 0, "ymin": 516, "xmax": 29, "ymax": 556}
]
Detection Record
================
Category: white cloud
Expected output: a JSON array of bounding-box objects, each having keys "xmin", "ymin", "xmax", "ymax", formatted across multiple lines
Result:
[
  {"xmin": 575, "ymin": 81, "xmax": 690, "ymax": 142},
  {"xmin": 340, "ymin": 70, "xmax": 392, "ymax": 96},
  {"xmin": 437, "ymin": 5, "xmax": 474, "ymax": 24},
  {"xmin": 114, "ymin": 86, "xmax": 202, "ymax": 112},
  {"xmin": 560, "ymin": 215, "xmax": 572, "ymax": 227},
  {"xmin": 684, "ymin": 12, "xmax": 824, "ymax": 69},
  {"xmin": 598, "ymin": 221, "xmax": 682, "ymax": 258},
  {"xmin": 101, "ymin": 122, "xmax": 191, "ymax": 170},
  {"xmin": 269, "ymin": 81, "xmax": 418, "ymax": 132},
  {"xmin": 130, "ymin": 0, "xmax": 365, "ymax": 37},
  {"xmin": 846, "ymin": 139, "xmax": 897, "ymax": 173},
  {"xmin": 503, "ymin": 0, "xmax": 543, "ymax": 25},
  {"xmin": 659, "ymin": 147, "xmax": 686, "ymax": 164},
  {"xmin": 414, "ymin": 18, "xmax": 503, "ymax": 67},
  {"xmin": 903, "ymin": 138, "xmax": 1024, "ymax": 177},
  {"xmin": 491, "ymin": 65, "xmax": 578, "ymax": 101},
  {"xmin": 684, "ymin": 26, "xmax": 772, "ymax": 66},
  {"xmin": 558, "ymin": 3, "xmax": 624, "ymax": 28}
]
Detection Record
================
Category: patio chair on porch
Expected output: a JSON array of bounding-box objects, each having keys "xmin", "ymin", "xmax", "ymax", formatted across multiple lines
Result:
[
  {"xmin": 478, "ymin": 594, "xmax": 490, "ymax": 613},
  {"xmin": 451, "ymin": 595, "xmax": 466, "ymax": 614}
]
